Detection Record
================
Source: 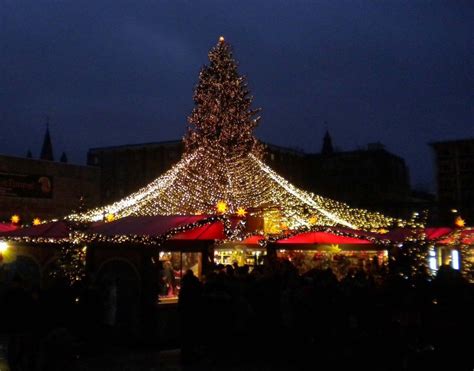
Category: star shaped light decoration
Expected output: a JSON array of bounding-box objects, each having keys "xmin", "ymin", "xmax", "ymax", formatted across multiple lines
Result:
[
  {"xmin": 236, "ymin": 207, "xmax": 247, "ymax": 217},
  {"xmin": 216, "ymin": 201, "xmax": 228, "ymax": 214},
  {"xmin": 455, "ymin": 216, "xmax": 466, "ymax": 228}
]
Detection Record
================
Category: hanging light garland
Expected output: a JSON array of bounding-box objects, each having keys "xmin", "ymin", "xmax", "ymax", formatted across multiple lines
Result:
[{"xmin": 66, "ymin": 37, "xmax": 406, "ymax": 231}]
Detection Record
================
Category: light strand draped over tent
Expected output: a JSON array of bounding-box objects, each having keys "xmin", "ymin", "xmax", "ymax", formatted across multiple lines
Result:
[{"xmin": 68, "ymin": 145, "xmax": 402, "ymax": 230}]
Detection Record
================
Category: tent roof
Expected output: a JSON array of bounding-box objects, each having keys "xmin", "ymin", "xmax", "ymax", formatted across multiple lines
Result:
[
  {"xmin": 240, "ymin": 235, "xmax": 265, "ymax": 245},
  {"xmin": 437, "ymin": 228, "xmax": 474, "ymax": 245},
  {"xmin": 0, "ymin": 221, "xmax": 70, "ymax": 239},
  {"xmin": 68, "ymin": 147, "xmax": 396, "ymax": 230},
  {"xmin": 171, "ymin": 221, "xmax": 224, "ymax": 240},
  {"xmin": 87, "ymin": 215, "xmax": 226, "ymax": 240},
  {"xmin": 276, "ymin": 231, "xmax": 372, "ymax": 245},
  {"xmin": 380, "ymin": 227, "xmax": 453, "ymax": 242},
  {"xmin": 0, "ymin": 223, "xmax": 18, "ymax": 233}
]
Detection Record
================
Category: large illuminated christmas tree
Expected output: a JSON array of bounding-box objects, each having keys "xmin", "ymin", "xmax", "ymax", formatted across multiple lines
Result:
[
  {"xmin": 185, "ymin": 36, "xmax": 263, "ymax": 158},
  {"xmin": 70, "ymin": 37, "xmax": 401, "ymax": 230}
]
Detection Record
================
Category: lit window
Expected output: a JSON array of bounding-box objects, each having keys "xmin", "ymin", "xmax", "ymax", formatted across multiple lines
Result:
[
  {"xmin": 428, "ymin": 247, "xmax": 437, "ymax": 272},
  {"xmin": 451, "ymin": 250, "xmax": 460, "ymax": 270},
  {"xmin": 158, "ymin": 251, "xmax": 202, "ymax": 303}
]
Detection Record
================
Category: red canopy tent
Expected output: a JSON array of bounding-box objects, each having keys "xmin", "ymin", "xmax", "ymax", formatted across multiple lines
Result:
[
  {"xmin": 0, "ymin": 221, "xmax": 71, "ymax": 239},
  {"xmin": 86, "ymin": 215, "xmax": 226, "ymax": 241},
  {"xmin": 276, "ymin": 231, "xmax": 372, "ymax": 246},
  {"xmin": 239, "ymin": 235, "xmax": 265, "ymax": 245},
  {"xmin": 437, "ymin": 228, "xmax": 474, "ymax": 245},
  {"xmin": 0, "ymin": 215, "xmax": 228, "ymax": 243},
  {"xmin": 375, "ymin": 227, "xmax": 453, "ymax": 243},
  {"xmin": 0, "ymin": 223, "xmax": 18, "ymax": 233}
]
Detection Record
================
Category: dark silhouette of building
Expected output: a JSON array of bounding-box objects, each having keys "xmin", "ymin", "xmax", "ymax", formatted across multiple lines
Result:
[
  {"xmin": 0, "ymin": 154, "xmax": 100, "ymax": 222},
  {"xmin": 88, "ymin": 141, "xmax": 184, "ymax": 203},
  {"xmin": 263, "ymin": 144, "xmax": 309, "ymax": 190},
  {"xmin": 321, "ymin": 130, "xmax": 334, "ymax": 155},
  {"xmin": 0, "ymin": 124, "xmax": 99, "ymax": 222},
  {"xmin": 60, "ymin": 152, "xmax": 68, "ymax": 163},
  {"xmin": 308, "ymin": 141, "xmax": 411, "ymax": 217},
  {"xmin": 40, "ymin": 120, "xmax": 54, "ymax": 161},
  {"xmin": 431, "ymin": 138, "xmax": 474, "ymax": 224}
]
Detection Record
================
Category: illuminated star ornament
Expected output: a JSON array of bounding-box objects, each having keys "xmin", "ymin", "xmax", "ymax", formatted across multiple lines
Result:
[
  {"xmin": 11, "ymin": 215, "xmax": 20, "ymax": 224},
  {"xmin": 68, "ymin": 37, "xmax": 402, "ymax": 231},
  {"xmin": 455, "ymin": 216, "xmax": 466, "ymax": 228},
  {"xmin": 216, "ymin": 201, "xmax": 228, "ymax": 214},
  {"xmin": 236, "ymin": 207, "xmax": 247, "ymax": 217},
  {"xmin": 33, "ymin": 218, "xmax": 41, "ymax": 226}
]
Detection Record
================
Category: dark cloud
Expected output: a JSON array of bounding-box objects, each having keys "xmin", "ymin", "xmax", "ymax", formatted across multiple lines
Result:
[{"xmin": 1, "ymin": 0, "xmax": 473, "ymax": 190}]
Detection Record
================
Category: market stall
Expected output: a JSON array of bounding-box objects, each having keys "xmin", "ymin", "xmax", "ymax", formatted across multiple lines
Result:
[
  {"xmin": 214, "ymin": 235, "xmax": 265, "ymax": 267},
  {"xmin": 268, "ymin": 229, "xmax": 386, "ymax": 278}
]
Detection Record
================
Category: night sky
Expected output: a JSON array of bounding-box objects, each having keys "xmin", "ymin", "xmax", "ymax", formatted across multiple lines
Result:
[{"xmin": 1, "ymin": 1, "xmax": 473, "ymax": 191}]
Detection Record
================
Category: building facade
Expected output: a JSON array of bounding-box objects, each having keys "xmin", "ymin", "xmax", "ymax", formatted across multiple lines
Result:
[
  {"xmin": 87, "ymin": 141, "xmax": 185, "ymax": 204},
  {"xmin": 307, "ymin": 142, "xmax": 411, "ymax": 217},
  {"xmin": 431, "ymin": 139, "xmax": 474, "ymax": 224},
  {"xmin": 0, "ymin": 154, "xmax": 100, "ymax": 223}
]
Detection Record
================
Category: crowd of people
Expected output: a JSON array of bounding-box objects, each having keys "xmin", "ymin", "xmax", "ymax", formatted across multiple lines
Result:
[
  {"xmin": 178, "ymin": 257, "xmax": 473, "ymax": 370},
  {"xmin": 0, "ymin": 255, "xmax": 472, "ymax": 370}
]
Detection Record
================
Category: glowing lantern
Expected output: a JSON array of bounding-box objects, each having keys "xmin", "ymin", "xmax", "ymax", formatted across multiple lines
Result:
[
  {"xmin": 11, "ymin": 215, "xmax": 20, "ymax": 224},
  {"xmin": 236, "ymin": 207, "xmax": 247, "ymax": 217},
  {"xmin": 216, "ymin": 201, "xmax": 228, "ymax": 214},
  {"xmin": 33, "ymin": 218, "xmax": 41, "ymax": 226},
  {"xmin": 0, "ymin": 241, "xmax": 8, "ymax": 253},
  {"xmin": 455, "ymin": 216, "xmax": 465, "ymax": 228}
]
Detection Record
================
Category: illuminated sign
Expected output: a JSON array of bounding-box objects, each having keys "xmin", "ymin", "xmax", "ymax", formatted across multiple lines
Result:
[{"xmin": 0, "ymin": 173, "xmax": 53, "ymax": 199}]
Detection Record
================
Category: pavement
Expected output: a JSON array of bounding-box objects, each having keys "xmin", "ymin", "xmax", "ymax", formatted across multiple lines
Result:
[{"xmin": 75, "ymin": 348, "xmax": 181, "ymax": 371}]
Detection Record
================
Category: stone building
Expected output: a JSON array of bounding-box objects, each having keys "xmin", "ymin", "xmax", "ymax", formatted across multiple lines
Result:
[
  {"xmin": 0, "ymin": 126, "xmax": 100, "ymax": 223},
  {"xmin": 307, "ymin": 138, "xmax": 411, "ymax": 217},
  {"xmin": 431, "ymin": 138, "xmax": 474, "ymax": 224}
]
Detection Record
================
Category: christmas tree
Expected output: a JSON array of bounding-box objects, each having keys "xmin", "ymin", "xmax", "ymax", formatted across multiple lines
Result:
[
  {"xmin": 69, "ymin": 37, "xmax": 402, "ymax": 231},
  {"xmin": 185, "ymin": 37, "xmax": 262, "ymax": 157}
]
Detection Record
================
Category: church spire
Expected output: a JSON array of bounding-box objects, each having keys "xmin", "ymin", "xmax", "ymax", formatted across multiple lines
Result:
[
  {"xmin": 60, "ymin": 151, "xmax": 68, "ymax": 163},
  {"xmin": 40, "ymin": 116, "xmax": 54, "ymax": 161},
  {"xmin": 321, "ymin": 128, "xmax": 334, "ymax": 155}
]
